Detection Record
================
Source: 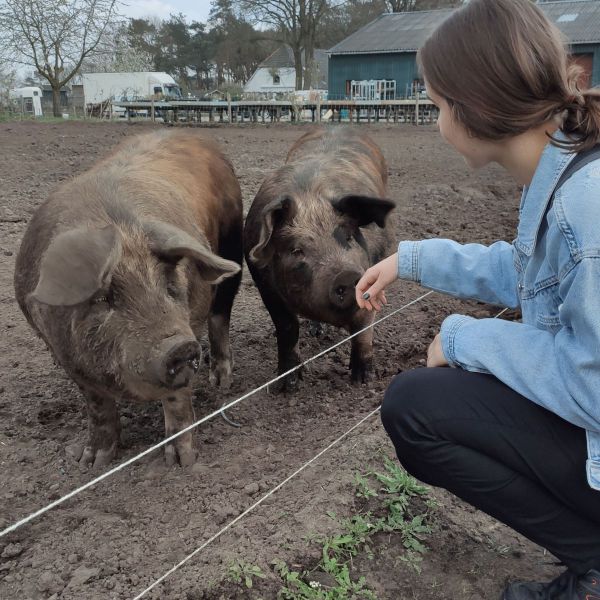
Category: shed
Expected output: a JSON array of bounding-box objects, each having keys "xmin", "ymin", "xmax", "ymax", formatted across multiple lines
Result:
[
  {"xmin": 327, "ymin": 0, "xmax": 600, "ymax": 100},
  {"xmin": 41, "ymin": 84, "xmax": 70, "ymax": 106},
  {"xmin": 244, "ymin": 46, "xmax": 329, "ymax": 96}
]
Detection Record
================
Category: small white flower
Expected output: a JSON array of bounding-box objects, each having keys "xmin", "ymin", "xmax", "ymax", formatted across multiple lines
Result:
[{"xmin": 309, "ymin": 581, "xmax": 322, "ymax": 589}]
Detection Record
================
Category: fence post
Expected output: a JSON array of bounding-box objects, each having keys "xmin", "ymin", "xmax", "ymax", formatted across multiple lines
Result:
[
  {"xmin": 227, "ymin": 93, "xmax": 232, "ymax": 123},
  {"xmin": 151, "ymin": 99, "xmax": 155, "ymax": 122},
  {"xmin": 414, "ymin": 92, "xmax": 420, "ymax": 126}
]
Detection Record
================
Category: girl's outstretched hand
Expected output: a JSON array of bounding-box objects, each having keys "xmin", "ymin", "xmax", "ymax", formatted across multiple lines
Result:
[{"xmin": 355, "ymin": 252, "xmax": 398, "ymax": 312}]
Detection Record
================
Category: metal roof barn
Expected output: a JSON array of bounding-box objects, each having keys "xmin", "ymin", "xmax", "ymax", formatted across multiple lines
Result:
[{"xmin": 327, "ymin": 0, "xmax": 600, "ymax": 100}]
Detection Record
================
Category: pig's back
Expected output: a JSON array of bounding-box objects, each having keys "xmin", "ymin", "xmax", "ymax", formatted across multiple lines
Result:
[
  {"xmin": 15, "ymin": 131, "xmax": 241, "ymax": 314},
  {"xmin": 88, "ymin": 131, "xmax": 241, "ymax": 237},
  {"xmin": 285, "ymin": 127, "xmax": 387, "ymax": 187}
]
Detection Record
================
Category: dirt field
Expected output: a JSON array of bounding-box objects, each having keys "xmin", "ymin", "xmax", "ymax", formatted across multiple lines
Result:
[{"xmin": 0, "ymin": 121, "xmax": 562, "ymax": 600}]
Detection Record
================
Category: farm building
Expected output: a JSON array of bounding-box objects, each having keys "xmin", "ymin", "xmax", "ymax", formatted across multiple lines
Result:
[
  {"xmin": 40, "ymin": 84, "xmax": 70, "ymax": 107},
  {"xmin": 327, "ymin": 0, "xmax": 600, "ymax": 100},
  {"xmin": 244, "ymin": 46, "xmax": 329, "ymax": 96}
]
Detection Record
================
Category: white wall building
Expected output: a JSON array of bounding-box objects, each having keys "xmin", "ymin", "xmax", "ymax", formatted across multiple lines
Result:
[
  {"xmin": 244, "ymin": 46, "xmax": 328, "ymax": 97},
  {"xmin": 9, "ymin": 87, "xmax": 43, "ymax": 116}
]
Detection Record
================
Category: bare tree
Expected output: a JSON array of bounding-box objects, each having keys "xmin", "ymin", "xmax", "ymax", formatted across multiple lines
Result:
[
  {"xmin": 0, "ymin": 0, "xmax": 119, "ymax": 116},
  {"xmin": 0, "ymin": 64, "xmax": 16, "ymax": 109},
  {"xmin": 235, "ymin": 0, "xmax": 340, "ymax": 90},
  {"xmin": 299, "ymin": 0, "xmax": 329, "ymax": 89},
  {"xmin": 82, "ymin": 21, "xmax": 153, "ymax": 73},
  {"xmin": 384, "ymin": 0, "xmax": 461, "ymax": 11},
  {"xmin": 237, "ymin": 0, "xmax": 304, "ymax": 89},
  {"xmin": 384, "ymin": 0, "xmax": 416, "ymax": 10}
]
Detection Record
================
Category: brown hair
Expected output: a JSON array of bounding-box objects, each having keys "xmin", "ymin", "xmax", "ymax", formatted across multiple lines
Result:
[{"xmin": 417, "ymin": 0, "xmax": 600, "ymax": 152}]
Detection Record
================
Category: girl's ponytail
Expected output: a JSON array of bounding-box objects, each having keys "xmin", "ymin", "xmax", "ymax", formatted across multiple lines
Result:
[{"xmin": 560, "ymin": 64, "xmax": 600, "ymax": 152}]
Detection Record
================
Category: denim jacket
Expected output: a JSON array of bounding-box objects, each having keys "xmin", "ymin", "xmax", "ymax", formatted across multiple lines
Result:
[{"xmin": 397, "ymin": 134, "xmax": 600, "ymax": 491}]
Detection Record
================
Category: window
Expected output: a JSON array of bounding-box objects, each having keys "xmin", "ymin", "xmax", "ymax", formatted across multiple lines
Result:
[
  {"xmin": 273, "ymin": 74, "xmax": 281, "ymax": 85},
  {"xmin": 164, "ymin": 85, "xmax": 181, "ymax": 99},
  {"xmin": 153, "ymin": 86, "xmax": 162, "ymax": 94},
  {"xmin": 558, "ymin": 13, "xmax": 578, "ymax": 22}
]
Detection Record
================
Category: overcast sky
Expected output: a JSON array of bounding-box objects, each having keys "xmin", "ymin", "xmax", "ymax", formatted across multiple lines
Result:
[{"xmin": 121, "ymin": 0, "xmax": 213, "ymax": 23}]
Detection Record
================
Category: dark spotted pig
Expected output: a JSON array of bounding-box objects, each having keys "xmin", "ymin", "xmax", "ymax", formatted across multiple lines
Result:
[
  {"xmin": 14, "ymin": 131, "xmax": 242, "ymax": 467},
  {"xmin": 244, "ymin": 127, "xmax": 395, "ymax": 391}
]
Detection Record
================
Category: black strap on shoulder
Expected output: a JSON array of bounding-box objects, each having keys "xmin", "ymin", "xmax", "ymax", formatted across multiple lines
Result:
[{"xmin": 554, "ymin": 144, "xmax": 600, "ymax": 192}]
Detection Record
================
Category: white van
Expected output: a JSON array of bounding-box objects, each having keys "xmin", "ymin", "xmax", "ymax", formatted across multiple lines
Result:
[{"xmin": 82, "ymin": 72, "xmax": 182, "ymax": 117}]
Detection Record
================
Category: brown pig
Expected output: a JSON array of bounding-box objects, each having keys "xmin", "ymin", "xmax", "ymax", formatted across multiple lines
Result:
[
  {"xmin": 244, "ymin": 127, "xmax": 395, "ymax": 391},
  {"xmin": 14, "ymin": 131, "xmax": 242, "ymax": 467}
]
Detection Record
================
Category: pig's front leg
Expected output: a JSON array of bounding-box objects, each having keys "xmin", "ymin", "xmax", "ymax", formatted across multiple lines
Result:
[
  {"xmin": 349, "ymin": 312, "xmax": 375, "ymax": 384},
  {"xmin": 248, "ymin": 265, "xmax": 302, "ymax": 393},
  {"xmin": 71, "ymin": 391, "xmax": 120, "ymax": 468},
  {"xmin": 208, "ymin": 312, "xmax": 234, "ymax": 390},
  {"xmin": 273, "ymin": 312, "xmax": 303, "ymax": 392},
  {"xmin": 161, "ymin": 391, "xmax": 197, "ymax": 467},
  {"xmin": 208, "ymin": 250, "xmax": 242, "ymax": 390}
]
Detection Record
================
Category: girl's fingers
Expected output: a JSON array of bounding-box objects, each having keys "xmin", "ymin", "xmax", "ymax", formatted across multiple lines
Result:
[
  {"xmin": 363, "ymin": 280, "xmax": 384, "ymax": 304},
  {"xmin": 356, "ymin": 252, "xmax": 397, "ymax": 310},
  {"xmin": 357, "ymin": 288, "xmax": 389, "ymax": 311},
  {"xmin": 369, "ymin": 293, "xmax": 384, "ymax": 312},
  {"xmin": 356, "ymin": 269, "xmax": 378, "ymax": 293},
  {"xmin": 356, "ymin": 273, "xmax": 376, "ymax": 308}
]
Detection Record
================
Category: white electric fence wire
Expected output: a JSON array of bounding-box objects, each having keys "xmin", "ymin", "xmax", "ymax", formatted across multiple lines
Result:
[
  {"xmin": 132, "ymin": 301, "xmax": 512, "ymax": 598},
  {"xmin": 132, "ymin": 405, "xmax": 382, "ymax": 599},
  {"xmin": 0, "ymin": 290, "xmax": 434, "ymax": 539}
]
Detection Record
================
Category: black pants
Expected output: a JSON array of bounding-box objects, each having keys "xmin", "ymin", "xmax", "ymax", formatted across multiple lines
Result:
[{"xmin": 381, "ymin": 367, "xmax": 600, "ymax": 575}]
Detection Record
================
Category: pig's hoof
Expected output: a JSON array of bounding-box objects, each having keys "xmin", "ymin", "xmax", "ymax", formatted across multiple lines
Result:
[
  {"xmin": 209, "ymin": 360, "xmax": 233, "ymax": 390},
  {"xmin": 308, "ymin": 321, "xmax": 324, "ymax": 337},
  {"xmin": 351, "ymin": 361, "xmax": 373, "ymax": 385},
  {"xmin": 68, "ymin": 441, "xmax": 117, "ymax": 469},
  {"xmin": 269, "ymin": 371, "xmax": 301, "ymax": 394},
  {"xmin": 164, "ymin": 443, "xmax": 197, "ymax": 467}
]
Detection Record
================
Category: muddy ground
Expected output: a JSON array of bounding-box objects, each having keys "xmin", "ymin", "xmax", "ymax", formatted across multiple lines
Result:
[{"xmin": 0, "ymin": 121, "xmax": 561, "ymax": 600}]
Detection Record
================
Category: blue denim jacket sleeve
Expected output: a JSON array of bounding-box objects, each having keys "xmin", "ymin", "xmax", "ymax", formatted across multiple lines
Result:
[
  {"xmin": 398, "ymin": 239, "xmax": 520, "ymax": 308},
  {"xmin": 439, "ymin": 255, "xmax": 600, "ymax": 434}
]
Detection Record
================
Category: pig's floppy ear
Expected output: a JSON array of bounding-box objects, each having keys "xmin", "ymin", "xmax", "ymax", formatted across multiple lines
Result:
[
  {"xmin": 249, "ymin": 196, "xmax": 296, "ymax": 268},
  {"xmin": 31, "ymin": 225, "xmax": 122, "ymax": 306},
  {"xmin": 143, "ymin": 221, "xmax": 240, "ymax": 285},
  {"xmin": 332, "ymin": 195, "xmax": 395, "ymax": 228}
]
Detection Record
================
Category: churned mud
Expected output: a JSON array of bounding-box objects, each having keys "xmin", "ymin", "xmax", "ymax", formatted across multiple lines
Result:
[{"xmin": 0, "ymin": 121, "xmax": 560, "ymax": 599}]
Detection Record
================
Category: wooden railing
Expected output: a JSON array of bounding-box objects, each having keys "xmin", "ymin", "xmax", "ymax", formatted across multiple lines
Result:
[{"xmin": 108, "ymin": 98, "xmax": 438, "ymax": 125}]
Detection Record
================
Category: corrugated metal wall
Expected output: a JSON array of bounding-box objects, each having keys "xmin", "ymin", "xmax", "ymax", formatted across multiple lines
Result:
[
  {"xmin": 329, "ymin": 44, "xmax": 600, "ymax": 99},
  {"xmin": 328, "ymin": 53, "xmax": 418, "ymax": 100}
]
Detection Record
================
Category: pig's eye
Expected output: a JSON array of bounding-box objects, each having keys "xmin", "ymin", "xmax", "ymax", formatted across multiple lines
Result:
[
  {"xmin": 91, "ymin": 289, "xmax": 113, "ymax": 307},
  {"xmin": 166, "ymin": 282, "xmax": 180, "ymax": 299},
  {"xmin": 291, "ymin": 248, "xmax": 304, "ymax": 257}
]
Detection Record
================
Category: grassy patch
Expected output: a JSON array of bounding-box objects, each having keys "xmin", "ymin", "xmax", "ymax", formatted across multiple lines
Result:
[
  {"xmin": 0, "ymin": 112, "xmax": 90, "ymax": 123},
  {"xmin": 227, "ymin": 560, "xmax": 268, "ymax": 589},
  {"xmin": 269, "ymin": 454, "xmax": 434, "ymax": 599}
]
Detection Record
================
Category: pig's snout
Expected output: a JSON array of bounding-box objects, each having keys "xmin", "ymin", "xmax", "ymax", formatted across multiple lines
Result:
[
  {"xmin": 329, "ymin": 270, "xmax": 361, "ymax": 310},
  {"xmin": 153, "ymin": 335, "xmax": 201, "ymax": 389}
]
